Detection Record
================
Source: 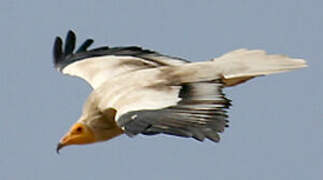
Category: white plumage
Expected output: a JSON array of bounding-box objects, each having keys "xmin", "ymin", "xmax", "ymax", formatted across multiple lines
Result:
[{"xmin": 54, "ymin": 30, "xmax": 307, "ymax": 150}]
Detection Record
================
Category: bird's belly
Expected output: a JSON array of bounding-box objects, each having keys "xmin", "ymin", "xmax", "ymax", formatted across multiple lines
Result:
[{"xmin": 94, "ymin": 69, "xmax": 181, "ymax": 120}]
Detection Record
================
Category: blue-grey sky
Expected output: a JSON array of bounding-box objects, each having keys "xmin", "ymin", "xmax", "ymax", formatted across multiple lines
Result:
[{"xmin": 1, "ymin": 0, "xmax": 322, "ymax": 179}]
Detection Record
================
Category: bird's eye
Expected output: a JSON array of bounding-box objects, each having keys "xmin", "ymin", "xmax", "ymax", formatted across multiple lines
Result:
[{"xmin": 76, "ymin": 127, "xmax": 83, "ymax": 133}]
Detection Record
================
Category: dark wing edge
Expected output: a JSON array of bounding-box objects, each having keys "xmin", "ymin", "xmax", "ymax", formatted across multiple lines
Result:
[
  {"xmin": 53, "ymin": 30, "xmax": 96, "ymax": 71},
  {"xmin": 117, "ymin": 81, "xmax": 231, "ymax": 143},
  {"xmin": 53, "ymin": 30, "xmax": 190, "ymax": 72}
]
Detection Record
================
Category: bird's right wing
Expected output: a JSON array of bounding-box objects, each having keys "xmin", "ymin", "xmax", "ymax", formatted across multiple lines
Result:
[
  {"xmin": 104, "ymin": 49, "xmax": 306, "ymax": 142},
  {"xmin": 116, "ymin": 80, "xmax": 230, "ymax": 142}
]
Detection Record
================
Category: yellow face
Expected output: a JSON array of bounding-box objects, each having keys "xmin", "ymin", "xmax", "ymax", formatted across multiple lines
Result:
[{"xmin": 56, "ymin": 123, "xmax": 95, "ymax": 153}]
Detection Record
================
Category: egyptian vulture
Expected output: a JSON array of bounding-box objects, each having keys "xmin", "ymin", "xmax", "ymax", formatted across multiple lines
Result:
[{"xmin": 54, "ymin": 30, "xmax": 307, "ymax": 153}]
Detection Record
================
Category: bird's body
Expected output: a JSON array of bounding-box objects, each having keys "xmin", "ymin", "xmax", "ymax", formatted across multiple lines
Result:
[{"xmin": 54, "ymin": 31, "xmax": 307, "ymax": 152}]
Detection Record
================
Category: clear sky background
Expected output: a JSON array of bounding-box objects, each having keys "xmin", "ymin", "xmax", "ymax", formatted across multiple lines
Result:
[{"xmin": 0, "ymin": 0, "xmax": 322, "ymax": 180}]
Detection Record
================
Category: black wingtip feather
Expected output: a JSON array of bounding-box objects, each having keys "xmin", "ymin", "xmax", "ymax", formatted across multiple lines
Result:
[
  {"xmin": 53, "ymin": 30, "xmax": 189, "ymax": 72},
  {"xmin": 76, "ymin": 39, "xmax": 94, "ymax": 53},
  {"xmin": 53, "ymin": 37, "xmax": 63, "ymax": 66},
  {"xmin": 64, "ymin": 30, "xmax": 76, "ymax": 55}
]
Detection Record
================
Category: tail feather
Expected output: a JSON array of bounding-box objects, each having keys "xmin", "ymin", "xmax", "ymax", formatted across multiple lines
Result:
[
  {"xmin": 163, "ymin": 49, "xmax": 307, "ymax": 86},
  {"xmin": 212, "ymin": 49, "xmax": 307, "ymax": 86}
]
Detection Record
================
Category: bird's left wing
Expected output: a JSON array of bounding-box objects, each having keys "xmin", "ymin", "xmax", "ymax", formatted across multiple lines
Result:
[{"xmin": 53, "ymin": 30, "xmax": 189, "ymax": 89}]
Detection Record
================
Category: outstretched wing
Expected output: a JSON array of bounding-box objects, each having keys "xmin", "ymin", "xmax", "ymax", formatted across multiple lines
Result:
[
  {"xmin": 53, "ymin": 30, "xmax": 189, "ymax": 89},
  {"xmin": 117, "ymin": 81, "xmax": 231, "ymax": 142}
]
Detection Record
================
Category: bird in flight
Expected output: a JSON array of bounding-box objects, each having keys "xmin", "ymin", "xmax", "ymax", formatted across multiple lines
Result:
[{"xmin": 54, "ymin": 30, "xmax": 307, "ymax": 153}]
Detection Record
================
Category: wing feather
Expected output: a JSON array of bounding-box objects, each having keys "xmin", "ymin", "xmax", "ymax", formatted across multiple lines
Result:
[
  {"xmin": 64, "ymin": 30, "xmax": 76, "ymax": 55},
  {"xmin": 53, "ymin": 31, "xmax": 189, "ymax": 89},
  {"xmin": 76, "ymin": 39, "xmax": 94, "ymax": 53},
  {"xmin": 53, "ymin": 37, "xmax": 63, "ymax": 64},
  {"xmin": 117, "ymin": 81, "xmax": 230, "ymax": 142}
]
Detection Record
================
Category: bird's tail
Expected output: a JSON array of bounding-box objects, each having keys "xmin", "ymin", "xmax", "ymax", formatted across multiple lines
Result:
[{"xmin": 164, "ymin": 49, "xmax": 307, "ymax": 86}]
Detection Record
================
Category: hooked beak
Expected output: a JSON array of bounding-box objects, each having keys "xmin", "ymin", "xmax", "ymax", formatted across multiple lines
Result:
[
  {"xmin": 56, "ymin": 131, "xmax": 73, "ymax": 154},
  {"xmin": 56, "ymin": 134, "xmax": 69, "ymax": 154},
  {"xmin": 55, "ymin": 123, "xmax": 96, "ymax": 154},
  {"xmin": 56, "ymin": 142, "xmax": 65, "ymax": 154}
]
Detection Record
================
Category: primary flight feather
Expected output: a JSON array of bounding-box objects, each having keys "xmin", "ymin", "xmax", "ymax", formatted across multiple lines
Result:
[{"xmin": 54, "ymin": 30, "xmax": 307, "ymax": 153}]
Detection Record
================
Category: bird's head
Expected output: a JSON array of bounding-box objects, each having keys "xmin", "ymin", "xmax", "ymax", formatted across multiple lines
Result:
[
  {"xmin": 56, "ymin": 122, "xmax": 95, "ymax": 153},
  {"xmin": 56, "ymin": 108, "xmax": 124, "ymax": 153}
]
